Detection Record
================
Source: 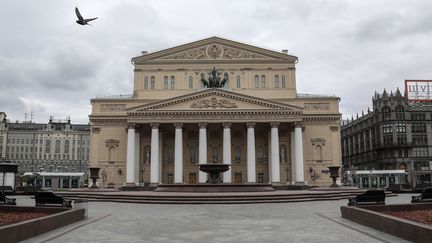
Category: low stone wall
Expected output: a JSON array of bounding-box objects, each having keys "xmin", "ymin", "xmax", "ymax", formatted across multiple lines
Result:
[
  {"xmin": 0, "ymin": 206, "xmax": 85, "ymax": 243},
  {"xmin": 341, "ymin": 204, "xmax": 432, "ymax": 243}
]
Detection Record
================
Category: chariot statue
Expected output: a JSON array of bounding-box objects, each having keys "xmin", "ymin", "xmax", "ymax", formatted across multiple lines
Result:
[{"xmin": 200, "ymin": 67, "xmax": 229, "ymax": 88}]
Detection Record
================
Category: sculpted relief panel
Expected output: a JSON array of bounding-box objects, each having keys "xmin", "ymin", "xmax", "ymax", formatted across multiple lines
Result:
[
  {"xmin": 191, "ymin": 97, "xmax": 238, "ymax": 109},
  {"xmin": 162, "ymin": 44, "xmax": 269, "ymax": 60},
  {"xmin": 101, "ymin": 104, "xmax": 127, "ymax": 112},
  {"xmin": 304, "ymin": 103, "xmax": 330, "ymax": 110}
]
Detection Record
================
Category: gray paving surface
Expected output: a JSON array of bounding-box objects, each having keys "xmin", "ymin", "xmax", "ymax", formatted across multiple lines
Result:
[{"xmin": 15, "ymin": 194, "xmax": 415, "ymax": 243}]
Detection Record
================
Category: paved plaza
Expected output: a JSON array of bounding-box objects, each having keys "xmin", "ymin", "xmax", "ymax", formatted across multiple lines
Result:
[{"xmin": 16, "ymin": 194, "xmax": 415, "ymax": 243}]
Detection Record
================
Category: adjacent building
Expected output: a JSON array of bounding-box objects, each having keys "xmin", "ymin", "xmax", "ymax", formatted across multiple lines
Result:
[
  {"xmin": 0, "ymin": 114, "xmax": 90, "ymax": 188},
  {"xmin": 89, "ymin": 37, "xmax": 342, "ymax": 188},
  {"xmin": 341, "ymin": 88, "xmax": 432, "ymax": 188}
]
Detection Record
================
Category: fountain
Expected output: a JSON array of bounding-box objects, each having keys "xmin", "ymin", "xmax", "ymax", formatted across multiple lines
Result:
[
  {"xmin": 328, "ymin": 166, "xmax": 341, "ymax": 187},
  {"xmin": 199, "ymin": 164, "xmax": 230, "ymax": 184},
  {"xmin": 88, "ymin": 167, "xmax": 100, "ymax": 189}
]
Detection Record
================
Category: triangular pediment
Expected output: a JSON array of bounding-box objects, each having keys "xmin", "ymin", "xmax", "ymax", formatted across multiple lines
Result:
[
  {"xmin": 132, "ymin": 37, "xmax": 297, "ymax": 63},
  {"xmin": 127, "ymin": 89, "xmax": 303, "ymax": 113}
]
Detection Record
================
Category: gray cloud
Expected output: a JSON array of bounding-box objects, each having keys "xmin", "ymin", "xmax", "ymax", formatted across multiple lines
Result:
[{"xmin": 1, "ymin": 0, "xmax": 432, "ymax": 123}]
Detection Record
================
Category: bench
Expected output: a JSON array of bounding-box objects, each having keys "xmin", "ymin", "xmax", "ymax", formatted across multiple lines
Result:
[
  {"xmin": 411, "ymin": 187, "xmax": 432, "ymax": 203},
  {"xmin": 0, "ymin": 190, "xmax": 16, "ymax": 205},
  {"xmin": 348, "ymin": 190, "xmax": 386, "ymax": 206},
  {"xmin": 35, "ymin": 191, "xmax": 72, "ymax": 207}
]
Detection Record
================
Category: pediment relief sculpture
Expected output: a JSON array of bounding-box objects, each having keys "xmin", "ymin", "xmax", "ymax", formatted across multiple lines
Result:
[
  {"xmin": 191, "ymin": 97, "xmax": 238, "ymax": 109},
  {"xmin": 162, "ymin": 44, "xmax": 269, "ymax": 60},
  {"xmin": 105, "ymin": 138, "xmax": 120, "ymax": 146},
  {"xmin": 311, "ymin": 137, "xmax": 326, "ymax": 145}
]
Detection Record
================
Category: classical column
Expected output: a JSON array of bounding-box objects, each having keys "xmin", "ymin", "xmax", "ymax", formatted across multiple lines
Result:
[
  {"xmin": 223, "ymin": 123, "xmax": 232, "ymax": 183},
  {"xmin": 290, "ymin": 130, "xmax": 296, "ymax": 185},
  {"xmin": 134, "ymin": 129, "xmax": 140, "ymax": 185},
  {"xmin": 294, "ymin": 122, "xmax": 305, "ymax": 185},
  {"xmin": 174, "ymin": 123, "xmax": 183, "ymax": 183},
  {"xmin": 150, "ymin": 123, "xmax": 160, "ymax": 185},
  {"xmin": 198, "ymin": 123, "xmax": 207, "ymax": 183},
  {"xmin": 270, "ymin": 122, "xmax": 280, "ymax": 185},
  {"xmin": 126, "ymin": 123, "xmax": 136, "ymax": 186},
  {"xmin": 247, "ymin": 123, "xmax": 256, "ymax": 183}
]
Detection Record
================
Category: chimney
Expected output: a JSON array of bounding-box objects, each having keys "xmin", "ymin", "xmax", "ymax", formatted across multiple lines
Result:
[
  {"xmin": 141, "ymin": 51, "xmax": 148, "ymax": 55},
  {"xmin": 281, "ymin": 49, "xmax": 288, "ymax": 54}
]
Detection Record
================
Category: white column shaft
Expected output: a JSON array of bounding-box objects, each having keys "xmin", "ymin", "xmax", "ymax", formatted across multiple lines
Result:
[
  {"xmin": 134, "ymin": 132, "xmax": 140, "ymax": 185},
  {"xmin": 126, "ymin": 127, "xmax": 136, "ymax": 184},
  {"xmin": 223, "ymin": 126, "xmax": 231, "ymax": 183},
  {"xmin": 198, "ymin": 126, "xmax": 207, "ymax": 183},
  {"xmin": 295, "ymin": 126, "xmax": 305, "ymax": 183},
  {"xmin": 174, "ymin": 126, "xmax": 183, "ymax": 183},
  {"xmin": 290, "ymin": 131, "xmax": 296, "ymax": 185},
  {"xmin": 271, "ymin": 126, "xmax": 280, "ymax": 183},
  {"xmin": 150, "ymin": 126, "xmax": 159, "ymax": 184},
  {"xmin": 247, "ymin": 126, "xmax": 256, "ymax": 183}
]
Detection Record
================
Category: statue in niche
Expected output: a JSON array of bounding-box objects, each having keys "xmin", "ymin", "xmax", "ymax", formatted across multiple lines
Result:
[
  {"xmin": 280, "ymin": 145, "xmax": 286, "ymax": 163},
  {"xmin": 200, "ymin": 67, "xmax": 229, "ymax": 88},
  {"xmin": 144, "ymin": 146, "xmax": 150, "ymax": 164}
]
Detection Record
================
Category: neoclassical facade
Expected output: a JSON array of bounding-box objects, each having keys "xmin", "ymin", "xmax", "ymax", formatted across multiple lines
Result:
[{"xmin": 89, "ymin": 37, "xmax": 342, "ymax": 188}]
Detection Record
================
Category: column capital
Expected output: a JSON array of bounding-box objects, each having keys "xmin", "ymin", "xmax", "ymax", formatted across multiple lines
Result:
[
  {"xmin": 174, "ymin": 123, "xmax": 183, "ymax": 129},
  {"xmin": 127, "ymin": 123, "xmax": 136, "ymax": 129},
  {"xmin": 150, "ymin": 123, "xmax": 159, "ymax": 129},
  {"xmin": 270, "ymin": 122, "xmax": 280, "ymax": 128},
  {"xmin": 198, "ymin": 122, "xmax": 207, "ymax": 128},
  {"xmin": 222, "ymin": 122, "xmax": 232, "ymax": 128},
  {"xmin": 246, "ymin": 122, "xmax": 256, "ymax": 128},
  {"xmin": 294, "ymin": 121, "xmax": 303, "ymax": 128}
]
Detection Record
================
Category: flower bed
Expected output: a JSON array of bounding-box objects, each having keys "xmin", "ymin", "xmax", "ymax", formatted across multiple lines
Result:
[
  {"xmin": 0, "ymin": 211, "xmax": 50, "ymax": 226},
  {"xmin": 382, "ymin": 209, "xmax": 432, "ymax": 225}
]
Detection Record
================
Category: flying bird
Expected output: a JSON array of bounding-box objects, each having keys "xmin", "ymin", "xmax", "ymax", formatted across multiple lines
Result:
[{"xmin": 75, "ymin": 7, "xmax": 97, "ymax": 25}]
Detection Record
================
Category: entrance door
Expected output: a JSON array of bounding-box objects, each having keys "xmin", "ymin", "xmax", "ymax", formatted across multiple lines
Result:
[
  {"xmin": 189, "ymin": 173, "xmax": 197, "ymax": 184},
  {"xmin": 235, "ymin": 173, "xmax": 242, "ymax": 184}
]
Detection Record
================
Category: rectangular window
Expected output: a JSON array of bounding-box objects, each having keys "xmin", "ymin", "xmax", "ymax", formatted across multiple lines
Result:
[
  {"xmin": 255, "ymin": 75, "xmax": 259, "ymax": 88},
  {"xmin": 150, "ymin": 76, "xmax": 155, "ymax": 89},
  {"xmin": 144, "ymin": 76, "xmax": 148, "ymax": 89},
  {"xmin": 274, "ymin": 75, "xmax": 279, "ymax": 88},
  {"xmin": 383, "ymin": 123, "xmax": 393, "ymax": 134},
  {"xmin": 236, "ymin": 76, "xmax": 241, "ymax": 88},
  {"xmin": 167, "ymin": 174, "xmax": 174, "ymax": 184},
  {"xmin": 261, "ymin": 75, "xmax": 266, "ymax": 88},
  {"xmin": 281, "ymin": 75, "xmax": 286, "ymax": 88},
  {"xmin": 396, "ymin": 122, "xmax": 406, "ymax": 133},
  {"xmin": 189, "ymin": 76, "xmax": 193, "ymax": 89},
  {"xmin": 170, "ymin": 76, "xmax": 175, "ymax": 89},
  {"xmin": 164, "ymin": 76, "xmax": 168, "ymax": 89}
]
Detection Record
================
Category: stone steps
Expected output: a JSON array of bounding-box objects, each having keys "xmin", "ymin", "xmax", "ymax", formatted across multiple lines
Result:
[{"xmin": 58, "ymin": 191, "xmax": 360, "ymax": 204}]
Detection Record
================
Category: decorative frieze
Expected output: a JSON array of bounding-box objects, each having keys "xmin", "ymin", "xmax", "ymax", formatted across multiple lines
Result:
[
  {"xmin": 191, "ymin": 97, "xmax": 238, "ymax": 109},
  {"xmin": 161, "ymin": 44, "xmax": 269, "ymax": 60},
  {"xmin": 101, "ymin": 104, "xmax": 127, "ymax": 112},
  {"xmin": 304, "ymin": 103, "xmax": 330, "ymax": 110}
]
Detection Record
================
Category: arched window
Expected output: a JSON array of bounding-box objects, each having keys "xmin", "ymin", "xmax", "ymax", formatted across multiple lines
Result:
[
  {"xmin": 236, "ymin": 75, "xmax": 241, "ymax": 88},
  {"xmin": 45, "ymin": 140, "xmax": 50, "ymax": 153},
  {"xmin": 164, "ymin": 76, "xmax": 169, "ymax": 89},
  {"xmin": 395, "ymin": 105, "xmax": 404, "ymax": 120},
  {"xmin": 261, "ymin": 75, "xmax": 266, "ymax": 88},
  {"xmin": 55, "ymin": 140, "xmax": 60, "ymax": 153},
  {"xmin": 189, "ymin": 146, "xmax": 196, "ymax": 162},
  {"xmin": 144, "ymin": 76, "xmax": 148, "ymax": 89},
  {"xmin": 274, "ymin": 75, "xmax": 279, "ymax": 88},
  {"xmin": 150, "ymin": 76, "xmax": 155, "ymax": 89},
  {"xmin": 189, "ymin": 76, "xmax": 193, "ymax": 89},
  {"xmin": 64, "ymin": 140, "xmax": 69, "ymax": 154},
  {"xmin": 382, "ymin": 106, "xmax": 391, "ymax": 121},
  {"xmin": 255, "ymin": 75, "xmax": 259, "ymax": 88},
  {"xmin": 170, "ymin": 76, "xmax": 175, "ymax": 89}
]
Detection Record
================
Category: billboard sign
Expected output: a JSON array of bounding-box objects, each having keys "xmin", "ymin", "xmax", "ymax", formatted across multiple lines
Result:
[{"xmin": 405, "ymin": 80, "xmax": 432, "ymax": 101}]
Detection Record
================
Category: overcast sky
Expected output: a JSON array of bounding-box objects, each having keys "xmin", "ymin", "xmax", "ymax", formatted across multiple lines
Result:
[{"xmin": 1, "ymin": 0, "xmax": 431, "ymax": 124}]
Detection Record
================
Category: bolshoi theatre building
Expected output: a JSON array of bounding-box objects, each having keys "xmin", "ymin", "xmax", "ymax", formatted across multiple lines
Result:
[{"xmin": 89, "ymin": 37, "xmax": 342, "ymax": 189}]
